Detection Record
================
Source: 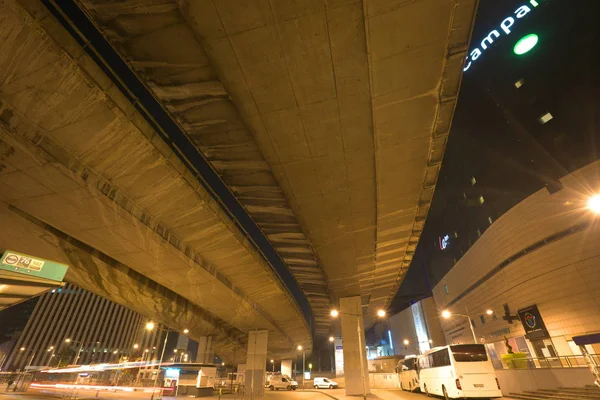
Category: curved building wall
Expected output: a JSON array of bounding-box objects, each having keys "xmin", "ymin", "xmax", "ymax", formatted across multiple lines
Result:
[{"xmin": 433, "ymin": 161, "xmax": 600, "ymax": 362}]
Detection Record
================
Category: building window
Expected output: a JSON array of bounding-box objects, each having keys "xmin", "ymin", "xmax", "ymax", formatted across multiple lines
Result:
[
  {"xmin": 471, "ymin": 176, "xmax": 477, "ymax": 186},
  {"xmin": 444, "ymin": 284, "xmax": 449, "ymax": 294},
  {"xmin": 463, "ymin": 192, "xmax": 467, "ymax": 199},
  {"xmin": 479, "ymin": 195, "xmax": 485, "ymax": 205},
  {"xmin": 515, "ymin": 78, "xmax": 525, "ymax": 88},
  {"xmin": 476, "ymin": 229, "xmax": 482, "ymax": 237},
  {"xmin": 539, "ymin": 112, "xmax": 553, "ymax": 124},
  {"xmin": 488, "ymin": 216, "xmax": 493, "ymax": 225}
]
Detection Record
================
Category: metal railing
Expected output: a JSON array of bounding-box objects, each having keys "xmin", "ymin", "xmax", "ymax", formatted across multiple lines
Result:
[{"xmin": 492, "ymin": 354, "xmax": 600, "ymax": 370}]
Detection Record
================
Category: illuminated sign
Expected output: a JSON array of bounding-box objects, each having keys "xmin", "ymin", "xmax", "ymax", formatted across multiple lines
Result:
[
  {"xmin": 514, "ymin": 34, "xmax": 539, "ymax": 55},
  {"xmin": 464, "ymin": 0, "xmax": 545, "ymax": 72},
  {"xmin": 439, "ymin": 234, "xmax": 450, "ymax": 250}
]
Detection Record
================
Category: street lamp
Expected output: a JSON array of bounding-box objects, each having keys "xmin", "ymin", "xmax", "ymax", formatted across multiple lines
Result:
[
  {"xmin": 486, "ymin": 309, "xmax": 494, "ymax": 316},
  {"xmin": 296, "ymin": 345, "xmax": 305, "ymax": 390},
  {"xmin": 64, "ymin": 339, "xmax": 100, "ymax": 365},
  {"xmin": 270, "ymin": 359, "xmax": 275, "ymax": 372},
  {"xmin": 328, "ymin": 336, "xmax": 334, "ymax": 342},
  {"xmin": 183, "ymin": 329, "xmax": 189, "ymax": 334},
  {"xmin": 331, "ymin": 308, "xmax": 386, "ymax": 400},
  {"xmin": 442, "ymin": 310, "xmax": 477, "ymax": 343},
  {"xmin": 588, "ymin": 195, "xmax": 600, "ymax": 214},
  {"xmin": 145, "ymin": 323, "xmax": 171, "ymax": 400}
]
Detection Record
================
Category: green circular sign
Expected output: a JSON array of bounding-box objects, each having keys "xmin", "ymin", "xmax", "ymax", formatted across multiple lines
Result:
[{"xmin": 513, "ymin": 34, "xmax": 539, "ymax": 55}]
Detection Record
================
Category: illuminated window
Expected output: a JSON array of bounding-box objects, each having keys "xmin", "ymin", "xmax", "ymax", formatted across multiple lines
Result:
[
  {"xmin": 471, "ymin": 176, "xmax": 477, "ymax": 186},
  {"xmin": 444, "ymin": 284, "xmax": 449, "ymax": 294},
  {"xmin": 539, "ymin": 112, "xmax": 553, "ymax": 124},
  {"xmin": 463, "ymin": 192, "xmax": 467, "ymax": 199},
  {"xmin": 479, "ymin": 196, "xmax": 485, "ymax": 204},
  {"xmin": 515, "ymin": 79, "xmax": 525, "ymax": 88},
  {"xmin": 476, "ymin": 229, "xmax": 482, "ymax": 237},
  {"xmin": 488, "ymin": 216, "xmax": 493, "ymax": 225}
]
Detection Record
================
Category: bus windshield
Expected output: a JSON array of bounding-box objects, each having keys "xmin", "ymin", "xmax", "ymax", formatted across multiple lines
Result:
[{"xmin": 450, "ymin": 345, "xmax": 488, "ymax": 362}]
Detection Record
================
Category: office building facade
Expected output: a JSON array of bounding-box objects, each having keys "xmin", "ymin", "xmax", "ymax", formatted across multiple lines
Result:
[{"xmin": 2, "ymin": 283, "xmax": 163, "ymax": 371}]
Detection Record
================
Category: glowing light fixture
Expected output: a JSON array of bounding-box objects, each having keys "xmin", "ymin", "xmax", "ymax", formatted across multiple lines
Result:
[
  {"xmin": 329, "ymin": 336, "xmax": 334, "ymax": 342},
  {"xmin": 588, "ymin": 195, "xmax": 600, "ymax": 214},
  {"xmin": 513, "ymin": 33, "xmax": 539, "ymax": 55},
  {"xmin": 297, "ymin": 345, "xmax": 303, "ymax": 351},
  {"xmin": 441, "ymin": 310, "xmax": 452, "ymax": 319},
  {"xmin": 145, "ymin": 322, "xmax": 155, "ymax": 331},
  {"xmin": 377, "ymin": 309, "xmax": 387, "ymax": 318},
  {"xmin": 486, "ymin": 309, "xmax": 494, "ymax": 315},
  {"xmin": 330, "ymin": 309, "xmax": 339, "ymax": 318}
]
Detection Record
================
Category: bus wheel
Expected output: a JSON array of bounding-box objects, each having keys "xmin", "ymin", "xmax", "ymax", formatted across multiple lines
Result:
[
  {"xmin": 424, "ymin": 384, "xmax": 430, "ymax": 397},
  {"xmin": 269, "ymin": 385, "xmax": 274, "ymax": 391},
  {"xmin": 442, "ymin": 385, "xmax": 449, "ymax": 400}
]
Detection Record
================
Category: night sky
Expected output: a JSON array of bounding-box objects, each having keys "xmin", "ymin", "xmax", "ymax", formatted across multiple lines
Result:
[{"xmin": 391, "ymin": 0, "xmax": 600, "ymax": 313}]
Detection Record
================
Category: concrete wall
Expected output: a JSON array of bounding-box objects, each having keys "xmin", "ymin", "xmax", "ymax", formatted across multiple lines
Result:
[
  {"xmin": 433, "ymin": 161, "xmax": 600, "ymax": 358},
  {"xmin": 389, "ymin": 307, "xmax": 418, "ymax": 356},
  {"xmin": 496, "ymin": 368, "xmax": 595, "ymax": 395},
  {"xmin": 369, "ymin": 373, "xmax": 399, "ymax": 389},
  {"xmin": 388, "ymin": 297, "xmax": 447, "ymax": 355}
]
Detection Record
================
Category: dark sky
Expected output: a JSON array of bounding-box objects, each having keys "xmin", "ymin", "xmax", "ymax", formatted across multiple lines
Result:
[{"xmin": 391, "ymin": 0, "xmax": 600, "ymax": 313}]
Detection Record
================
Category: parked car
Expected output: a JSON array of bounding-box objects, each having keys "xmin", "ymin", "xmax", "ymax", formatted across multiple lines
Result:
[
  {"xmin": 267, "ymin": 375, "xmax": 298, "ymax": 391},
  {"xmin": 313, "ymin": 377, "xmax": 339, "ymax": 389}
]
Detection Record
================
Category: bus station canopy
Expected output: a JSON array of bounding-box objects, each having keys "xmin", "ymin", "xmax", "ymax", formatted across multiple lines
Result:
[{"xmin": 0, "ymin": 250, "xmax": 68, "ymax": 311}]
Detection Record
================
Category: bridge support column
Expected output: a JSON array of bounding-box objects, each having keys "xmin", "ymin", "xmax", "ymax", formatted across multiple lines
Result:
[
  {"xmin": 245, "ymin": 330, "xmax": 268, "ymax": 397},
  {"xmin": 196, "ymin": 336, "xmax": 214, "ymax": 363},
  {"xmin": 340, "ymin": 296, "xmax": 370, "ymax": 396}
]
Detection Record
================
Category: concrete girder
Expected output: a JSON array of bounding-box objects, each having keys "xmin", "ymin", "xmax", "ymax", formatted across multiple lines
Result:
[
  {"xmin": 75, "ymin": 0, "xmax": 334, "ymax": 337},
  {"xmin": 0, "ymin": 0, "xmax": 311, "ymax": 357}
]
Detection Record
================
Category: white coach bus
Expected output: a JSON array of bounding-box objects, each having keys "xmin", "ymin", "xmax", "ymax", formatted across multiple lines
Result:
[
  {"xmin": 396, "ymin": 355, "xmax": 420, "ymax": 392},
  {"xmin": 418, "ymin": 344, "xmax": 502, "ymax": 399}
]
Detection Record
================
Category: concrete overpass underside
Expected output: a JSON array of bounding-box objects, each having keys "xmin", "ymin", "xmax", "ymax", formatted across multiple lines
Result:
[
  {"xmin": 0, "ymin": 0, "xmax": 478, "ymax": 355},
  {"xmin": 0, "ymin": 0, "xmax": 310, "ymax": 360},
  {"xmin": 73, "ymin": 0, "xmax": 477, "ymax": 324}
]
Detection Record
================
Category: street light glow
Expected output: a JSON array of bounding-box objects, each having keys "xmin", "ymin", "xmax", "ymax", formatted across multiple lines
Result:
[
  {"xmin": 330, "ymin": 309, "xmax": 339, "ymax": 318},
  {"xmin": 441, "ymin": 310, "xmax": 452, "ymax": 319},
  {"xmin": 133, "ymin": 344, "xmax": 139, "ymax": 349},
  {"xmin": 513, "ymin": 33, "xmax": 539, "ymax": 55},
  {"xmin": 309, "ymin": 363, "xmax": 312, "ymax": 369},
  {"xmin": 329, "ymin": 336, "xmax": 334, "ymax": 342},
  {"xmin": 270, "ymin": 359, "xmax": 274, "ymax": 363},
  {"xmin": 20, "ymin": 347, "xmax": 25, "ymax": 351},
  {"xmin": 377, "ymin": 309, "xmax": 386, "ymax": 318},
  {"xmin": 403, "ymin": 339, "xmax": 409, "ymax": 346},
  {"xmin": 145, "ymin": 322, "xmax": 155, "ymax": 331},
  {"xmin": 65, "ymin": 339, "xmax": 71, "ymax": 343},
  {"xmin": 588, "ymin": 195, "xmax": 600, "ymax": 214},
  {"xmin": 486, "ymin": 309, "xmax": 494, "ymax": 315},
  {"xmin": 297, "ymin": 345, "xmax": 303, "ymax": 351},
  {"xmin": 183, "ymin": 329, "xmax": 189, "ymax": 334}
]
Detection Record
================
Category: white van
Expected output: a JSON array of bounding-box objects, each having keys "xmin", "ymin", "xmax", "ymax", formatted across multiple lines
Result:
[
  {"xmin": 267, "ymin": 374, "xmax": 298, "ymax": 391},
  {"xmin": 313, "ymin": 377, "xmax": 339, "ymax": 389}
]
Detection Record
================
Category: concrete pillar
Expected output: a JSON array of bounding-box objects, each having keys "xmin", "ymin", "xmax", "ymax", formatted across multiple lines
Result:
[
  {"xmin": 340, "ymin": 296, "xmax": 370, "ymax": 396},
  {"xmin": 196, "ymin": 336, "xmax": 214, "ymax": 364},
  {"xmin": 280, "ymin": 359, "xmax": 292, "ymax": 377},
  {"xmin": 245, "ymin": 330, "xmax": 268, "ymax": 397}
]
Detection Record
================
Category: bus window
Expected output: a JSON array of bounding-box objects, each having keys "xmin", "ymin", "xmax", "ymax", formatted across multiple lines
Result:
[{"xmin": 451, "ymin": 344, "xmax": 488, "ymax": 362}]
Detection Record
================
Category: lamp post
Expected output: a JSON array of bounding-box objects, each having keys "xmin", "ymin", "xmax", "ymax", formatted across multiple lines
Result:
[
  {"xmin": 145, "ymin": 322, "xmax": 190, "ymax": 400},
  {"xmin": 330, "ymin": 308, "xmax": 387, "ymax": 400},
  {"xmin": 442, "ymin": 309, "xmax": 493, "ymax": 344},
  {"xmin": 64, "ymin": 338, "xmax": 101, "ymax": 365},
  {"xmin": 297, "ymin": 345, "xmax": 305, "ymax": 390},
  {"xmin": 270, "ymin": 359, "xmax": 275, "ymax": 372}
]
